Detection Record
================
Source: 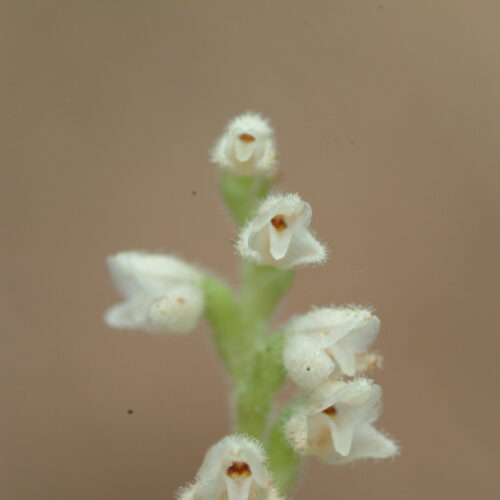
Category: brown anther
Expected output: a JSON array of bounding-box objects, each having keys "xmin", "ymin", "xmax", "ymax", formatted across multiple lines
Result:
[
  {"xmin": 322, "ymin": 405, "xmax": 337, "ymax": 418},
  {"xmin": 239, "ymin": 133, "xmax": 256, "ymax": 143},
  {"xmin": 271, "ymin": 215, "xmax": 287, "ymax": 232},
  {"xmin": 227, "ymin": 461, "xmax": 252, "ymax": 478},
  {"xmin": 176, "ymin": 297, "xmax": 186, "ymax": 304}
]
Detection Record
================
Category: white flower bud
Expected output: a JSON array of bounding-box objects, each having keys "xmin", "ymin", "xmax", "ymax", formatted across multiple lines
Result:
[
  {"xmin": 177, "ymin": 435, "xmax": 283, "ymax": 500},
  {"xmin": 104, "ymin": 251, "xmax": 204, "ymax": 334},
  {"xmin": 285, "ymin": 379, "xmax": 398, "ymax": 465},
  {"xmin": 211, "ymin": 113, "xmax": 277, "ymax": 176},
  {"xmin": 283, "ymin": 306, "xmax": 381, "ymax": 388},
  {"xmin": 237, "ymin": 193, "xmax": 327, "ymax": 269}
]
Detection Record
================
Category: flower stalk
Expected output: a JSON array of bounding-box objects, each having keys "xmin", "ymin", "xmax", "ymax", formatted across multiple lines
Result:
[{"xmin": 104, "ymin": 112, "xmax": 398, "ymax": 500}]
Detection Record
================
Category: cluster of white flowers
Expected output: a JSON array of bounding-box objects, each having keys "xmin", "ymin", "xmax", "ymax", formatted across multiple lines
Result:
[
  {"xmin": 282, "ymin": 307, "xmax": 397, "ymax": 465},
  {"xmin": 104, "ymin": 112, "xmax": 398, "ymax": 499}
]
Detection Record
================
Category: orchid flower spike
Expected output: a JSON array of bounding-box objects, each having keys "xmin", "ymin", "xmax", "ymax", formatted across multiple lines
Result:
[
  {"xmin": 104, "ymin": 251, "xmax": 204, "ymax": 334},
  {"xmin": 211, "ymin": 112, "xmax": 277, "ymax": 176},
  {"xmin": 177, "ymin": 435, "xmax": 283, "ymax": 500},
  {"xmin": 286, "ymin": 378, "xmax": 398, "ymax": 465},
  {"xmin": 283, "ymin": 306, "xmax": 382, "ymax": 389},
  {"xmin": 237, "ymin": 193, "xmax": 327, "ymax": 269}
]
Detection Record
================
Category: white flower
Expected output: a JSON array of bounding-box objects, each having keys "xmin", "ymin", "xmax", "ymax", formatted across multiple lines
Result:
[
  {"xmin": 286, "ymin": 378, "xmax": 398, "ymax": 465},
  {"xmin": 177, "ymin": 435, "xmax": 283, "ymax": 500},
  {"xmin": 283, "ymin": 306, "xmax": 382, "ymax": 389},
  {"xmin": 237, "ymin": 193, "xmax": 327, "ymax": 269},
  {"xmin": 211, "ymin": 112, "xmax": 277, "ymax": 176},
  {"xmin": 104, "ymin": 251, "xmax": 204, "ymax": 334}
]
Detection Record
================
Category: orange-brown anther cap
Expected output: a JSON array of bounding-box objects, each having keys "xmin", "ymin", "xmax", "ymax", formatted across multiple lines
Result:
[
  {"xmin": 322, "ymin": 405, "xmax": 337, "ymax": 417},
  {"xmin": 226, "ymin": 461, "xmax": 252, "ymax": 478},
  {"xmin": 271, "ymin": 215, "xmax": 287, "ymax": 232},
  {"xmin": 239, "ymin": 133, "xmax": 256, "ymax": 143}
]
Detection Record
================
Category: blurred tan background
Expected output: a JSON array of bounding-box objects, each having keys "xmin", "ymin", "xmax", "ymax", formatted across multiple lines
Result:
[{"xmin": 1, "ymin": 1, "xmax": 499, "ymax": 499}]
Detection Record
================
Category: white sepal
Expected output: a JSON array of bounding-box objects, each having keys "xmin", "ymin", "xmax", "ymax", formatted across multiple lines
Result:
[
  {"xmin": 283, "ymin": 306, "xmax": 381, "ymax": 388},
  {"xmin": 237, "ymin": 193, "xmax": 327, "ymax": 269},
  {"xmin": 104, "ymin": 251, "xmax": 204, "ymax": 334},
  {"xmin": 211, "ymin": 112, "xmax": 277, "ymax": 176},
  {"xmin": 285, "ymin": 378, "xmax": 398, "ymax": 465},
  {"xmin": 177, "ymin": 435, "xmax": 284, "ymax": 500}
]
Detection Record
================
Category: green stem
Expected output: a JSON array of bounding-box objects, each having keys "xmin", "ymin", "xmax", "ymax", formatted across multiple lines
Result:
[
  {"xmin": 267, "ymin": 406, "xmax": 302, "ymax": 495},
  {"xmin": 202, "ymin": 276, "xmax": 249, "ymax": 380},
  {"xmin": 240, "ymin": 262, "xmax": 294, "ymax": 322},
  {"xmin": 235, "ymin": 332, "xmax": 286, "ymax": 439},
  {"xmin": 219, "ymin": 171, "xmax": 272, "ymax": 226}
]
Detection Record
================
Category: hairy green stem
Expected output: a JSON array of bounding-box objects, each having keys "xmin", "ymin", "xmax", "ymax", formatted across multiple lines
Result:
[
  {"xmin": 209, "ymin": 170, "xmax": 301, "ymax": 496},
  {"xmin": 267, "ymin": 406, "xmax": 301, "ymax": 495},
  {"xmin": 235, "ymin": 332, "xmax": 286, "ymax": 439},
  {"xmin": 219, "ymin": 171, "xmax": 272, "ymax": 226}
]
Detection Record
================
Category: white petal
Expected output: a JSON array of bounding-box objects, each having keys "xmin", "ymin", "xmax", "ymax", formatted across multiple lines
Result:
[
  {"xmin": 107, "ymin": 251, "xmax": 202, "ymax": 297},
  {"xmin": 104, "ymin": 296, "xmax": 152, "ymax": 330},
  {"xmin": 327, "ymin": 416, "xmax": 354, "ymax": 456},
  {"xmin": 325, "ymin": 424, "xmax": 398, "ymax": 465},
  {"xmin": 223, "ymin": 476, "xmax": 253, "ymax": 500},
  {"xmin": 327, "ymin": 340, "xmax": 356, "ymax": 376},
  {"xmin": 234, "ymin": 139, "xmax": 255, "ymax": 162},
  {"xmin": 176, "ymin": 484, "xmax": 199, "ymax": 500},
  {"xmin": 279, "ymin": 229, "xmax": 326, "ymax": 269},
  {"xmin": 268, "ymin": 223, "xmax": 293, "ymax": 260}
]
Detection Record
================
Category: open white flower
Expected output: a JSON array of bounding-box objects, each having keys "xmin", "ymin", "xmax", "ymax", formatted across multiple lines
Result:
[
  {"xmin": 177, "ymin": 435, "xmax": 283, "ymax": 500},
  {"xmin": 283, "ymin": 306, "xmax": 382, "ymax": 389},
  {"xmin": 237, "ymin": 193, "xmax": 327, "ymax": 269},
  {"xmin": 104, "ymin": 251, "xmax": 204, "ymax": 334},
  {"xmin": 286, "ymin": 378, "xmax": 398, "ymax": 465},
  {"xmin": 211, "ymin": 112, "xmax": 277, "ymax": 176}
]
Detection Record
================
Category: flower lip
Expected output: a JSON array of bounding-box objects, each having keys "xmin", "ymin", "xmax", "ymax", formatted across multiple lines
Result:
[{"xmin": 226, "ymin": 461, "xmax": 252, "ymax": 478}]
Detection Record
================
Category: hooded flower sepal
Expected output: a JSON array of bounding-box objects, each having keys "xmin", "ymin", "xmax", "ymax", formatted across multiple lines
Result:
[
  {"xmin": 177, "ymin": 435, "xmax": 284, "ymax": 500},
  {"xmin": 104, "ymin": 251, "xmax": 204, "ymax": 334},
  {"xmin": 283, "ymin": 306, "xmax": 382, "ymax": 389},
  {"xmin": 237, "ymin": 193, "xmax": 327, "ymax": 269},
  {"xmin": 285, "ymin": 378, "xmax": 398, "ymax": 465}
]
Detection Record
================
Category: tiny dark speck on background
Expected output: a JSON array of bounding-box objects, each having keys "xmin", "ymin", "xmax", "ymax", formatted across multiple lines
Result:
[
  {"xmin": 127, "ymin": 409, "xmax": 134, "ymax": 414},
  {"xmin": 192, "ymin": 190, "xmax": 197, "ymax": 196}
]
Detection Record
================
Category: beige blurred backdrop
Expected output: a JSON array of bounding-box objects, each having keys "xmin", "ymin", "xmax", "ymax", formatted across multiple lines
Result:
[{"xmin": 1, "ymin": 1, "xmax": 499, "ymax": 499}]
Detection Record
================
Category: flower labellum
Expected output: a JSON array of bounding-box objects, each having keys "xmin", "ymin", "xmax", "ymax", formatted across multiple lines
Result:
[{"xmin": 237, "ymin": 193, "xmax": 327, "ymax": 269}]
